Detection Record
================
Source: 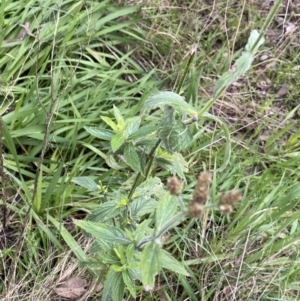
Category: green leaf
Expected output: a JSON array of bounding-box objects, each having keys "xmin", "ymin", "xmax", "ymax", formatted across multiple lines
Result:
[
  {"xmin": 156, "ymin": 151, "xmax": 188, "ymax": 179},
  {"xmin": 111, "ymin": 134, "xmax": 125, "ymax": 152},
  {"xmin": 143, "ymin": 91, "xmax": 197, "ymax": 115},
  {"xmin": 141, "ymin": 241, "xmax": 162, "ymax": 291},
  {"xmin": 159, "ymin": 120, "xmax": 193, "ymax": 153},
  {"xmin": 133, "ymin": 177, "xmax": 164, "ymax": 199},
  {"xmin": 137, "ymin": 150, "xmax": 147, "ymax": 176},
  {"xmin": 84, "ymin": 126, "xmax": 114, "ymax": 140},
  {"xmin": 245, "ymin": 29, "xmax": 265, "ymax": 53},
  {"xmin": 133, "ymin": 219, "xmax": 152, "ymax": 241},
  {"xmin": 129, "ymin": 197, "xmax": 158, "ymax": 220},
  {"xmin": 33, "ymin": 165, "xmax": 43, "ymax": 214},
  {"xmin": 98, "ymin": 250, "xmax": 120, "ymax": 264},
  {"xmin": 161, "ymin": 250, "xmax": 189, "ymax": 276},
  {"xmin": 124, "ymin": 116, "xmax": 141, "ymax": 136},
  {"xmin": 113, "ymin": 105, "xmax": 124, "ymax": 125},
  {"xmin": 122, "ymin": 272, "xmax": 137, "ymax": 298},
  {"xmin": 128, "ymin": 268, "xmax": 141, "ymax": 281},
  {"xmin": 125, "ymin": 244, "xmax": 135, "ymax": 264},
  {"xmin": 105, "ymin": 154, "xmax": 124, "ymax": 170},
  {"xmin": 43, "ymin": 162, "xmax": 64, "ymax": 207},
  {"xmin": 128, "ymin": 125, "xmax": 157, "ymax": 139},
  {"xmin": 103, "ymin": 269, "xmax": 125, "ymax": 301},
  {"xmin": 135, "ymin": 137, "xmax": 159, "ymax": 149},
  {"xmin": 72, "ymin": 177, "xmax": 99, "ymax": 191},
  {"xmin": 88, "ymin": 199, "xmax": 122, "ymax": 222},
  {"xmin": 155, "ymin": 193, "xmax": 178, "ymax": 231},
  {"xmin": 10, "ymin": 125, "xmax": 45, "ymax": 138},
  {"xmin": 76, "ymin": 221, "xmax": 131, "ymax": 245},
  {"xmin": 214, "ymin": 30, "xmax": 265, "ymax": 97},
  {"xmin": 101, "ymin": 116, "xmax": 119, "ymax": 132},
  {"xmin": 124, "ymin": 143, "xmax": 141, "ymax": 172},
  {"xmin": 48, "ymin": 214, "xmax": 87, "ymax": 261}
]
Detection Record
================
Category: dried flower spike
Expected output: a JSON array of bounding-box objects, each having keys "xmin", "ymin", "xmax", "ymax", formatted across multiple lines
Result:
[
  {"xmin": 167, "ymin": 176, "xmax": 183, "ymax": 195},
  {"xmin": 188, "ymin": 171, "xmax": 213, "ymax": 218},
  {"xmin": 219, "ymin": 204, "xmax": 233, "ymax": 214},
  {"xmin": 192, "ymin": 171, "xmax": 213, "ymax": 205},
  {"xmin": 218, "ymin": 190, "xmax": 243, "ymax": 214},
  {"xmin": 188, "ymin": 202, "xmax": 204, "ymax": 218}
]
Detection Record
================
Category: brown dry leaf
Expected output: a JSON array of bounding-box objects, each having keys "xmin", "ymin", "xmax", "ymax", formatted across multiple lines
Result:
[{"xmin": 54, "ymin": 277, "xmax": 88, "ymax": 299}]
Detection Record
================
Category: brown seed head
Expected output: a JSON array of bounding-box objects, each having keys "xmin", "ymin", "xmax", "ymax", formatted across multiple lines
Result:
[
  {"xmin": 219, "ymin": 204, "xmax": 233, "ymax": 214},
  {"xmin": 198, "ymin": 171, "xmax": 213, "ymax": 184},
  {"xmin": 218, "ymin": 190, "xmax": 243, "ymax": 205},
  {"xmin": 218, "ymin": 190, "xmax": 242, "ymax": 214},
  {"xmin": 192, "ymin": 171, "xmax": 213, "ymax": 205},
  {"xmin": 167, "ymin": 176, "xmax": 183, "ymax": 195},
  {"xmin": 188, "ymin": 202, "xmax": 204, "ymax": 218}
]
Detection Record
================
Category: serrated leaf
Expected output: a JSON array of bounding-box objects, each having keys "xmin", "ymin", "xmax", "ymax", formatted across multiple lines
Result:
[
  {"xmin": 135, "ymin": 137, "xmax": 159, "ymax": 149},
  {"xmin": 129, "ymin": 197, "xmax": 157, "ymax": 220},
  {"xmin": 111, "ymin": 134, "xmax": 125, "ymax": 152},
  {"xmin": 76, "ymin": 221, "xmax": 131, "ymax": 245},
  {"xmin": 88, "ymin": 199, "xmax": 122, "ymax": 222},
  {"xmin": 125, "ymin": 244, "xmax": 135, "ymax": 263},
  {"xmin": 101, "ymin": 116, "xmax": 119, "ymax": 132},
  {"xmin": 133, "ymin": 177, "xmax": 164, "ymax": 199},
  {"xmin": 155, "ymin": 193, "xmax": 178, "ymax": 231},
  {"xmin": 103, "ymin": 269, "xmax": 125, "ymax": 301},
  {"xmin": 124, "ymin": 143, "xmax": 141, "ymax": 172},
  {"xmin": 128, "ymin": 268, "xmax": 141, "ymax": 281},
  {"xmin": 128, "ymin": 125, "xmax": 157, "ymax": 139},
  {"xmin": 84, "ymin": 126, "xmax": 114, "ymax": 140},
  {"xmin": 101, "ymin": 250, "xmax": 121, "ymax": 265},
  {"xmin": 89, "ymin": 240, "xmax": 113, "ymax": 253},
  {"xmin": 159, "ymin": 120, "xmax": 193, "ymax": 153},
  {"xmin": 122, "ymin": 272, "xmax": 136, "ymax": 298},
  {"xmin": 161, "ymin": 250, "xmax": 189, "ymax": 276},
  {"xmin": 124, "ymin": 117, "xmax": 141, "ymax": 136},
  {"xmin": 156, "ymin": 151, "xmax": 188, "ymax": 179},
  {"xmin": 143, "ymin": 91, "xmax": 197, "ymax": 115},
  {"xmin": 113, "ymin": 105, "xmax": 124, "ymax": 126},
  {"xmin": 72, "ymin": 177, "xmax": 99, "ymax": 191},
  {"xmin": 141, "ymin": 241, "xmax": 162, "ymax": 291}
]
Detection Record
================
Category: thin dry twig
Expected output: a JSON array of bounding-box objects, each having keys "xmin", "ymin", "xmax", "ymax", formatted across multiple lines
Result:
[{"xmin": 2, "ymin": 22, "xmax": 35, "ymax": 46}]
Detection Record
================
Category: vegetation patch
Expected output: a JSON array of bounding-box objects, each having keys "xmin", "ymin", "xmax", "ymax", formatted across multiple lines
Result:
[{"xmin": 1, "ymin": 0, "xmax": 300, "ymax": 300}]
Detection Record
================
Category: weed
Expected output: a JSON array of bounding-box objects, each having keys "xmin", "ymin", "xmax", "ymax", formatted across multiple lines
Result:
[{"xmin": 74, "ymin": 29, "xmax": 265, "ymax": 299}]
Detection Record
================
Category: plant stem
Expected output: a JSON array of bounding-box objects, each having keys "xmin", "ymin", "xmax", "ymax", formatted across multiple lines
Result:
[
  {"xmin": 127, "ymin": 139, "xmax": 162, "ymax": 201},
  {"xmin": 176, "ymin": 49, "xmax": 196, "ymax": 94},
  {"xmin": 127, "ymin": 50, "xmax": 196, "ymax": 201},
  {"xmin": 249, "ymin": 0, "xmax": 282, "ymax": 54}
]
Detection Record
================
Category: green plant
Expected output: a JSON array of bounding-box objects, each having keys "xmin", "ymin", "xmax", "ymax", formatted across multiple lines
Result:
[{"xmin": 73, "ymin": 29, "xmax": 266, "ymax": 300}]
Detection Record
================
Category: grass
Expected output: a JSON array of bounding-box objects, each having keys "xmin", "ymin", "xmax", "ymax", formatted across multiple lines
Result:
[{"xmin": 1, "ymin": 0, "xmax": 300, "ymax": 300}]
